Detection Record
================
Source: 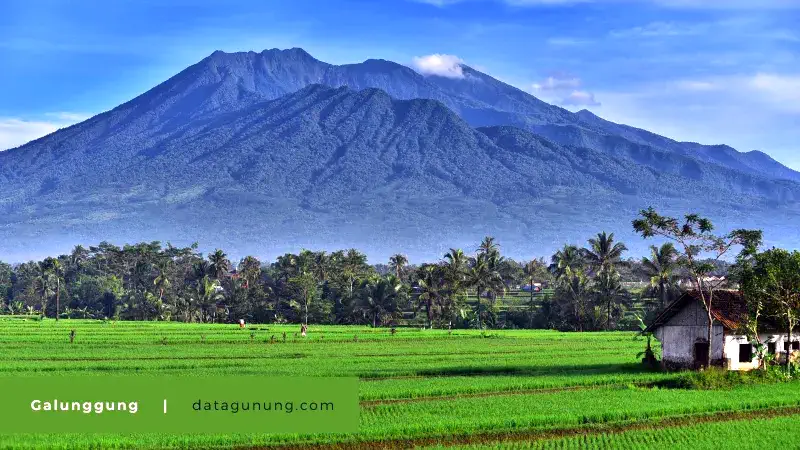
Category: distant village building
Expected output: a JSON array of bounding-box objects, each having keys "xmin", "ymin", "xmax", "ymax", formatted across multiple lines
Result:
[
  {"xmin": 645, "ymin": 290, "xmax": 798, "ymax": 370},
  {"xmin": 677, "ymin": 276, "xmax": 727, "ymax": 288}
]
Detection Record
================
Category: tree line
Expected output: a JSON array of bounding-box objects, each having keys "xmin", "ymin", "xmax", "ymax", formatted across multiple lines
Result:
[{"xmin": 0, "ymin": 208, "xmax": 770, "ymax": 333}]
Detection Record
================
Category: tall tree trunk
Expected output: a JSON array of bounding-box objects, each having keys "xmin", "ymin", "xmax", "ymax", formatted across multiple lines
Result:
[
  {"xmin": 607, "ymin": 297, "xmax": 611, "ymax": 331},
  {"xmin": 476, "ymin": 289, "xmax": 482, "ymax": 330},
  {"xmin": 55, "ymin": 278, "xmax": 60, "ymax": 322},
  {"xmin": 706, "ymin": 308, "xmax": 714, "ymax": 367},
  {"xmin": 660, "ymin": 280, "xmax": 666, "ymax": 310},
  {"xmin": 529, "ymin": 279, "xmax": 534, "ymax": 329},
  {"xmin": 304, "ymin": 296, "xmax": 309, "ymax": 326},
  {"xmin": 787, "ymin": 315, "xmax": 793, "ymax": 367},
  {"xmin": 427, "ymin": 299, "xmax": 432, "ymax": 329}
]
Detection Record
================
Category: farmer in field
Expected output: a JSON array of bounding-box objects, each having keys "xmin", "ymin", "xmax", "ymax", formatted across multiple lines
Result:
[
  {"xmin": 300, "ymin": 323, "xmax": 307, "ymax": 337},
  {"xmin": 239, "ymin": 319, "xmax": 245, "ymax": 328}
]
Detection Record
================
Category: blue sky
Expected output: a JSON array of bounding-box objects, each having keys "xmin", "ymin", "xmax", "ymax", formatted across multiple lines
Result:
[{"xmin": 1, "ymin": 0, "xmax": 798, "ymax": 168}]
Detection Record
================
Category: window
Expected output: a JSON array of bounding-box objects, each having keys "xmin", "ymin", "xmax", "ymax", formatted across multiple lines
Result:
[
  {"xmin": 768, "ymin": 342, "xmax": 776, "ymax": 354},
  {"xmin": 783, "ymin": 341, "xmax": 799, "ymax": 352},
  {"xmin": 738, "ymin": 343, "xmax": 753, "ymax": 363}
]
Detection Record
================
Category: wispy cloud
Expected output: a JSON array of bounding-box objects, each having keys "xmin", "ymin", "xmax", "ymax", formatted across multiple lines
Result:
[
  {"xmin": 561, "ymin": 90, "xmax": 601, "ymax": 106},
  {"xmin": 532, "ymin": 75, "xmax": 581, "ymax": 91},
  {"xmin": 531, "ymin": 74, "xmax": 600, "ymax": 107},
  {"xmin": 0, "ymin": 113, "xmax": 90, "ymax": 151},
  {"xmin": 410, "ymin": 54, "xmax": 466, "ymax": 78}
]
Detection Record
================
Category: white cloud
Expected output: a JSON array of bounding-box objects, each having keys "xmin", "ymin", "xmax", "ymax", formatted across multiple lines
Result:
[
  {"xmin": 546, "ymin": 37, "xmax": 593, "ymax": 46},
  {"xmin": 410, "ymin": 54, "xmax": 466, "ymax": 78},
  {"xmin": 749, "ymin": 73, "xmax": 800, "ymax": 109},
  {"xmin": 610, "ymin": 21, "xmax": 705, "ymax": 38},
  {"xmin": 0, "ymin": 113, "xmax": 90, "ymax": 151},
  {"xmin": 532, "ymin": 75, "xmax": 581, "ymax": 91},
  {"xmin": 670, "ymin": 73, "xmax": 800, "ymax": 113},
  {"xmin": 674, "ymin": 80, "xmax": 720, "ymax": 91},
  {"xmin": 561, "ymin": 90, "xmax": 601, "ymax": 106},
  {"xmin": 530, "ymin": 74, "xmax": 600, "ymax": 107}
]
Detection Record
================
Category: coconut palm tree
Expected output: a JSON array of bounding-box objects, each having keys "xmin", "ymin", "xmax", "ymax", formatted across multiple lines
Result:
[
  {"xmin": 593, "ymin": 268, "xmax": 626, "ymax": 330},
  {"xmin": 415, "ymin": 265, "xmax": 443, "ymax": 328},
  {"xmin": 388, "ymin": 254, "xmax": 408, "ymax": 280},
  {"xmin": 443, "ymin": 248, "xmax": 468, "ymax": 290},
  {"xmin": 477, "ymin": 236, "xmax": 499, "ymax": 260},
  {"xmin": 41, "ymin": 258, "xmax": 63, "ymax": 321},
  {"xmin": 582, "ymin": 232, "xmax": 628, "ymax": 274},
  {"xmin": 196, "ymin": 275, "xmax": 224, "ymax": 323},
  {"xmin": 311, "ymin": 252, "xmax": 331, "ymax": 283},
  {"xmin": 208, "ymin": 249, "xmax": 231, "ymax": 281},
  {"xmin": 523, "ymin": 258, "xmax": 547, "ymax": 327},
  {"xmin": 238, "ymin": 256, "xmax": 262, "ymax": 289},
  {"xmin": 556, "ymin": 266, "xmax": 591, "ymax": 331},
  {"xmin": 550, "ymin": 245, "xmax": 584, "ymax": 279},
  {"xmin": 468, "ymin": 257, "xmax": 505, "ymax": 330},
  {"xmin": 153, "ymin": 265, "xmax": 171, "ymax": 305},
  {"xmin": 358, "ymin": 275, "xmax": 404, "ymax": 327},
  {"xmin": 642, "ymin": 243, "xmax": 680, "ymax": 310}
]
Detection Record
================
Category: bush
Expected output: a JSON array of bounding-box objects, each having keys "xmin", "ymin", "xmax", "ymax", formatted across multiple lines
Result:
[{"xmin": 670, "ymin": 367, "xmax": 789, "ymax": 390}]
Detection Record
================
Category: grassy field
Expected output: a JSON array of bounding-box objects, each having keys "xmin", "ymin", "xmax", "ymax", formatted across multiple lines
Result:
[{"xmin": 1, "ymin": 319, "xmax": 799, "ymax": 449}]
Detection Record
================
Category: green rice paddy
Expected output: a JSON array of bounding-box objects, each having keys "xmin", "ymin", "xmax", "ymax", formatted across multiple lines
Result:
[{"xmin": 1, "ymin": 319, "xmax": 799, "ymax": 449}]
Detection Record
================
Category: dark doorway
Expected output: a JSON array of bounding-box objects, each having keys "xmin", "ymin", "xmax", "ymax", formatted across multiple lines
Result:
[
  {"xmin": 768, "ymin": 342, "xmax": 776, "ymax": 354},
  {"xmin": 694, "ymin": 342, "xmax": 710, "ymax": 367},
  {"xmin": 739, "ymin": 343, "xmax": 753, "ymax": 363}
]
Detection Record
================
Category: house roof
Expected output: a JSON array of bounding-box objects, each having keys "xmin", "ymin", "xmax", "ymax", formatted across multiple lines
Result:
[{"xmin": 644, "ymin": 290, "xmax": 748, "ymax": 333}]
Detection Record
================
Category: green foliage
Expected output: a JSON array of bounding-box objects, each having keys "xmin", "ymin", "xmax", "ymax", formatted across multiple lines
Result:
[{"xmin": 668, "ymin": 367, "xmax": 790, "ymax": 390}]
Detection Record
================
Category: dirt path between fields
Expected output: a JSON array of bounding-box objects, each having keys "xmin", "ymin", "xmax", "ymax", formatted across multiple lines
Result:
[{"xmin": 240, "ymin": 405, "xmax": 800, "ymax": 450}]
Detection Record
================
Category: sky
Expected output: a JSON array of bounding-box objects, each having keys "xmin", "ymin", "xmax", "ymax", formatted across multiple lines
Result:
[{"xmin": 1, "ymin": 0, "xmax": 798, "ymax": 169}]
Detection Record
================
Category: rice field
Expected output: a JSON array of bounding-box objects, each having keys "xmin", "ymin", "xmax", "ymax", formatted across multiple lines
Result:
[{"xmin": 1, "ymin": 319, "xmax": 799, "ymax": 449}]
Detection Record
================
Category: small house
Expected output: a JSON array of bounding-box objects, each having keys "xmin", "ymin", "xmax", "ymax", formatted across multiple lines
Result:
[{"xmin": 645, "ymin": 290, "xmax": 798, "ymax": 370}]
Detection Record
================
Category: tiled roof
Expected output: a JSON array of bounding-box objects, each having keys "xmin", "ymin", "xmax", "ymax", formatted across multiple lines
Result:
[{"xmin": 644, "ymin": 290, "xmax": 748, "ymax": 332}]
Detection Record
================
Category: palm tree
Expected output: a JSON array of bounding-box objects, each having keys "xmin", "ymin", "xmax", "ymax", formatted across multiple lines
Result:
[
  {"xmin": 311, "ymin": 252, "xmax": 331, "ymax": 283},
  {"xmin": 275, "ymin": 253, "xmax": 298, "ymax": 282},
  {"xmin": 416, "ymin": 265, "xmax": 442, "ymax": 328},
  {"xmin": 388, "ymin": 254, "xmax": 408, "ymax": 280},
  {"xmin": 443, "ymin": 247, "xmax": 468, "ymax": 289},
  {"xmin": 593, "ymin": 268, "xmax": 625, "ymax": 330},
  {"xmin": 642, "ymin": 243, "xmax": 680, "ymax": 310},
  {"xmin": 557, "ymin": 267, "xmax": 591, "ymax": 331},
  {"xmin": 343, "ymin": 249, "xmax": 367, "ymax": 298},
  {"xmin": 523, "ymin": 259, "xmax": 546, "ymax": 327},
  {"xmin": 550, "ymin": 245, "xmax": 584, "ymax": 279},
  {"xmin": 238, "ymin": 256, "xmax": 262, "ymax": 289},
  {"xmin": 153, "ymin": 265, "xmax": 171, "ymax": 305},
  {"xmin": 358, "ymin": 275, "xmax": 404, "ymax": 327},
  {"xmin": 208, "ymin": 249, "xmax": 231, "ymax": 281},
  {"xmin": 468, "ymin": 257, "xmax": 505, "ymax": 330},
  {"xmin": 196, "ymin": 275, "xmax": 224, "ymax": 323},
  {"xmin": 477, "ymin": 236, "xmax": 499, "ymax": 260},
  {"xmin": 41, "ymin": 258, "xmax": 63, "ymax": 321},
  {"xmin": 582, "ymin": 232, "xmax": 628, "ymax": 274}
]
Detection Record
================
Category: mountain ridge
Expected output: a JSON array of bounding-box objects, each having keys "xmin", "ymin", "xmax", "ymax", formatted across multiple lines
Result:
[{"xmin": 1, "ymin": 49, "xmax": 798, "ymax": 262}]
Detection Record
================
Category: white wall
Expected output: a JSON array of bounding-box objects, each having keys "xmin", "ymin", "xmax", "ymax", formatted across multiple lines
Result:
[{"xmin": 725, "ymin": 333, "xmax": 798, "ymax": 370}]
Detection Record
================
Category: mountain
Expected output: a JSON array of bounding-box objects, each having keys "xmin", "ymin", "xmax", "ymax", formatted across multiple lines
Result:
[
  {"xmin": 124, "ymin": 47, "xmax": 799, "ymax": 183},
  {"xmin": 0, "ymin": 49, "xmax": 798, "ymax": 262}
]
